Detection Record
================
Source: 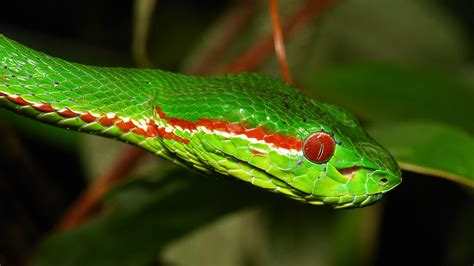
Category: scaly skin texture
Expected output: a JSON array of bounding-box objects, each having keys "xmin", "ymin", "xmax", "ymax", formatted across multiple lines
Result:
[{"xmin": 0, "ymin": 35, "xmax": 401, "ymax": 208}]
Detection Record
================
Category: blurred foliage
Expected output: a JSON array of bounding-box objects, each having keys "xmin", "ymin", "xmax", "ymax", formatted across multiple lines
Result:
[
  {"xmin": 368, "ymin": 122, "xmax": 474, "ymax": 187},
  {"xmin": 310, "ymin": 65, "xmax": 473, "ymax": 132},
  {"xmin": 32, "ymin": 169, "xmax": 267, "ymax": 266},
  {"xmin": 0, "ymin": 0, "xmax": 473, "ymax": 266},
  {"xmin": 310, "ymin": 65, "xmax": 474, "ymax": 186},
  {"xmin": 32, "ymin": 168, "xmax": 384, "ymax": 266}
]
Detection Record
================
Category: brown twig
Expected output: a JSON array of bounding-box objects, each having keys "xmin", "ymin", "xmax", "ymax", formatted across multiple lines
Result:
[
  {"xmin": 268, "ymin": 0, "xmax": 292, "ymax": 84},
  {"xmin": 218, "ymin": 0, "xmax": 336, "ymax": 73},
  {"xmin": 184, "ymin": 0, "xmax": 257, "ymax": 75},
  {"xmin": 55, "ymin": 146, "xmax": 147, "ymax": 231}
]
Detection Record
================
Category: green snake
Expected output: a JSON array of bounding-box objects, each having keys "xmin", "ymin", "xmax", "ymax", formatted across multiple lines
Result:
[{"xmin": 0, "ymin": 34, "xmax": 401, "ymax": 208}]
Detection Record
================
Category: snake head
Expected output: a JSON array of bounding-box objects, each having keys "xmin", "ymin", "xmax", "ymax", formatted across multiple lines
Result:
[
  {"xmin": 196, "ymin": 97, "xmax": 401, "ymax": 208},
  {"xmin": 254, "ymin": 101, "xmax": 402, "ymax": 208},
  {"xmin": 188, "ymin": 75, "xmax": 402, "ymax": 208},
  {"xmin": 300, "ymin": 128, "xmax": 402, "ymax": 208},
  {"xmin": 316, "ymin": 103, "xmax": 401, "ymax": 208}
]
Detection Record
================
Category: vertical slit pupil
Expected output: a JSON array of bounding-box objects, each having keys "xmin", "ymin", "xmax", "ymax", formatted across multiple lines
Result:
[{"xmin": 317, "ymin": 142, "xmax": 325, "ymax": 160}]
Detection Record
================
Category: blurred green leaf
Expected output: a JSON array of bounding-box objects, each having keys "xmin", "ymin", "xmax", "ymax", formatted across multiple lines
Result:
[
  {"xmin": 263, "ymin": 203, "xmax": 382, "ymax": 266},
  {"xmin": 288, "ymin": 0, "xmax": 470, "ymax": 73},
  {"xmin": 329, "ymin": 205, "xmax": 382, "ymax": 266},
  {"xmin": 263, "ymin": 204, "xmax": 334, "ymax": 266},
  {"xmin": 368, "ymin": 121, "xmax": 474, "ymax": 188},
  {"xmin": 31, "ymin": 170, "xmax": 267, "ymax": 266},
  {"xmin": 310, "ymin": 65, "xmax": 474, "ymax": 133}
]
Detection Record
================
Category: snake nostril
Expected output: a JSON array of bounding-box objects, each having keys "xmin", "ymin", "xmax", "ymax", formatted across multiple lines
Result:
[{"xmin": 379, "ymin": 178, "xmax": 389, "ymax": 185}]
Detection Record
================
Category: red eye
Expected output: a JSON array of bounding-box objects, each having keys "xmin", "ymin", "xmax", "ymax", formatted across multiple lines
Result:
[{"xmin": 303, "ymin": 132, "xmax": 336, "ymax": 163}]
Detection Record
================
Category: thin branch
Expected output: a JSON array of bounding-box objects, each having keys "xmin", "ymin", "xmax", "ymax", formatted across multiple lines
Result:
[
  {"xmin": 219, "ymin": 0, "xmax": 337, "ymax": 73},
  {"xmin": 268, "ymin": 0, "xmax": 292, "ymax": 84},
  {"xmin": 184, "ymin": 0, "xmax": 257, "ymax": 75},
  {"xmin": 55, "ymin": 146, "xmax": 147, "ymax": 231}
]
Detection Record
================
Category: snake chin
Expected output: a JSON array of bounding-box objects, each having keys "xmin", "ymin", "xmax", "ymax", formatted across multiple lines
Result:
[{"xmin": 305, "ymin": 193, "xmax": 384, "ymax": 209}]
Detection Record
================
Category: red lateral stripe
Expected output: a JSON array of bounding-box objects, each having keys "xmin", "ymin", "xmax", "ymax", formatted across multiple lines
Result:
[
  {"xmin": 98, "ymin": 115, "xmax": 119, "ymax": 127},
  {"xmin": 96, "ymin": 115, "xmax": 190, "ymax": 143},
  {"xmin": 127, "ymin": 121, "xmax": 189, "ymax": 143},
  {"xmin": 32, "ymin": 103, "xmax": 55, "ymax": 112},
  {"xmin": 115, "ymin": 119, "xmax": 136, "ymax": 132},
  {"xmin": 80, "ymin": 113, "xmax": 97, "ymax": 123},
  {"xmin": 58, "ymin": 108, "xmax": 79, "ymax": 118},
  {"xmin": 226, "ymin": 123, "xmax": 246, "ymax": 134},
  {"xmin": 145, "ymin": 122, "xmax": 159, "ymax": 137},
  {"xmin": 155, "ymin": 107, "xmax": 302, "ymax": 150},
  {"xmin": 1, "ymin": 94, "xmax": 190, "ymax": 143},
  {"xmin": 7, "ymin": 95, "xmax": 30, "ymax": 106},
  {"xmin": 131, "ymin": 127, "xmax": 147, "ymax": 136},
  {"xmin": 245, "ymin": 128, "xmax": 266, "ymax": 139},
  {"xmin": 156, "ymin": 127, "xmax": 190, "ymax": 144}
]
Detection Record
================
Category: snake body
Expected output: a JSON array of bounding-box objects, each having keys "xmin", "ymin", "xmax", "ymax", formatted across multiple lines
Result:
[{"xmin": 0, "ymin": 35, "xmax": 401, "ymax": 208}]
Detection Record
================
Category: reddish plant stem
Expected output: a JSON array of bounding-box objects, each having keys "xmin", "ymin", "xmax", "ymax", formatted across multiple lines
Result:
[
  {"xmin": 185, "ymin": 0, "xmax": 257, "ymax": 75},
  {"xmin": 55, "ymin": 146, "xmax": 147, "ymax": 231},
  {"xmin": 218, "ymin": 0, "xmax": 337, "ymax": 73},
  {"xmin": 268, "ymin": 0, "xmax": 293, "ymax": 84}
]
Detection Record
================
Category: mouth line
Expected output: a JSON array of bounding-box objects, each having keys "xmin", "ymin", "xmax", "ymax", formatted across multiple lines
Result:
[{"xmin": 336, "ymin": 166, "xmax": 363, "ymax": 179}]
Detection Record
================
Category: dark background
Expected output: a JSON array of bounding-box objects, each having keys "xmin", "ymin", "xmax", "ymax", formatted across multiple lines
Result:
[{"xmin": 0, "ymin": 0, "xmax": 473, "ymax": 265}]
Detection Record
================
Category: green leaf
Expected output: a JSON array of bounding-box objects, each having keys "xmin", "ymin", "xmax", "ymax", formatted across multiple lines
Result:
[
  {"xmin": 31, "ymin": 170, "xmax": 267, "ymax": 266},
  {"xmin": 368, "ymin": 121, "xmax": 474, "ymax": 188},
  {"xmin": 263, "ymin": 203, "xmax": 382, "ymax": 266},
  {"xmin": 310, "ymin": 65, "xmax": 474, "ymax": 133},
  {"xmin": 329, "ymin": 205, "xmax": 382, "ymax": 266},
  {"xmin": 288, "ymin": 0, "xmax": 470, "ymax": 72}
]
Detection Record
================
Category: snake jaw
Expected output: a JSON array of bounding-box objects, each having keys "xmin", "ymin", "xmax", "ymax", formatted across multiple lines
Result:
[
  {"xmin": 299, "ymin": 160, "xmax": 401, "ymax": 208},
  {"xmin": 304, "ymin": 192, "xmax": 385, "ymax": 209},
  {"xmin": 332, "ymin": 193, "xmax": 385, "ymax": 209}
]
